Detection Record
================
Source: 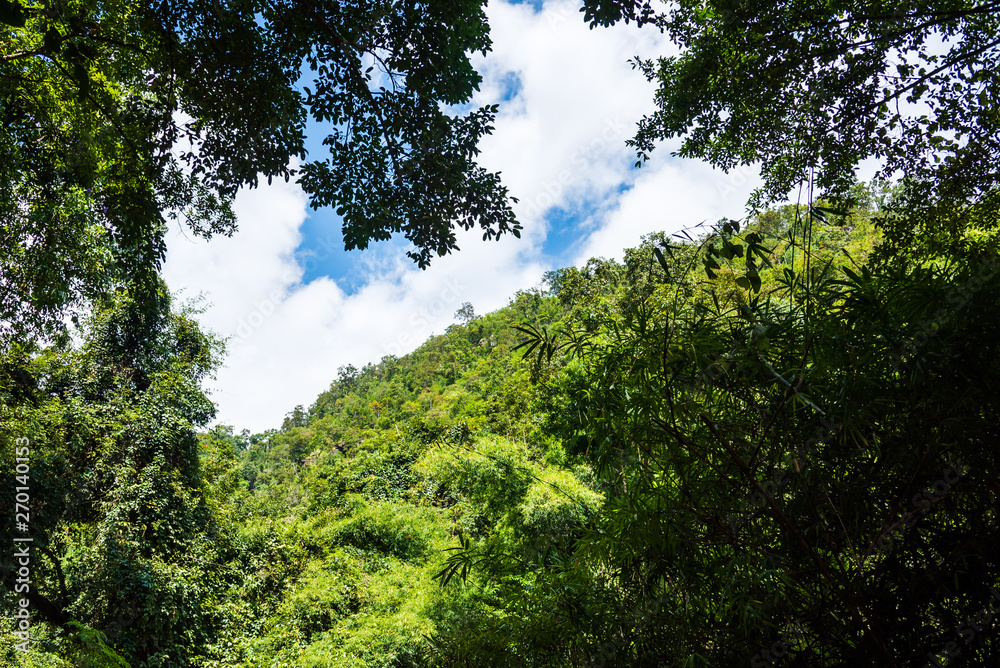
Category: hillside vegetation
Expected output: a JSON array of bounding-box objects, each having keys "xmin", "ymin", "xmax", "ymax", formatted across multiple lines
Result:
[{"xmin": 4, "ymin": 191, "xmax": 1000, "ymax": 666}]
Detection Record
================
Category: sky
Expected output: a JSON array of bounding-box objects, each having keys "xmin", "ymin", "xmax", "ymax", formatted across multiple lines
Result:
[{"xmin": 161, "ymin": 0, "xmax": 763, "ymax": 433}]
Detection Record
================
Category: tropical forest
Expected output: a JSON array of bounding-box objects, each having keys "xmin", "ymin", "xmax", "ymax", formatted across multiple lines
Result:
[{"xmin": 2, "ymin": 1, "xmax": 999, "ymax": 667}]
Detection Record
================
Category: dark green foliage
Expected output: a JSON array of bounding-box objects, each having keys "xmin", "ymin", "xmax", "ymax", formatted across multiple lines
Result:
[
  {"xmin": 1, "ymin": 287, "xmax": 224, "ymax": 666},
  {"xmin": 6, "ymin": 0, "xmax": 1000, "ymax": 664},
  {"xmin": 1, "ymin": 0, "xmax": 520, "ymax": 348},
  {"xmin": 5, "ymin": 195, "xmax": 999, "ymax": 667},
  {"xmin": 620, "ymin": 0, "xmax": 1000, "ymax": 217},
  {"xmin": 480, "ymin": 206, "xmax": 1000, "ymax": 666}
]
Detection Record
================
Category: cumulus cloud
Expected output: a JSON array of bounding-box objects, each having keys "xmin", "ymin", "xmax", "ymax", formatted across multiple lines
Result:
[
  {"xmin": 163, "ymin": 179, "xmax": 542, "ymax": 432},
  {"xmin": 473, "ymin": 0, "xmax": 673, "ymax": 232},
  {"xmin": 573, "ymin": 159, "xmax": 765, "ymax": 263},
  {"xmin": 474, "ymin": 0, "xmax": 762, "ymax": 263}
]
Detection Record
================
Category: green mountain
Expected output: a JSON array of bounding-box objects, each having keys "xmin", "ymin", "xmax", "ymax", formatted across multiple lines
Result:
[{"xmin": 5, "ymin": 195, "xmax": 1000, "ymax": 666}]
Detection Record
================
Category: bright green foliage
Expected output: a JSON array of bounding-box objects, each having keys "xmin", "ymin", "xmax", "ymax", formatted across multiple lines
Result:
[
  {"xmin": 1, "ymin": 285, "xmax": 225, "ymax": 666},
  {"xmin": 416, "ymin": 436, "xmax": 535, "ymax": 520},
  {"xmin": 516, "ymin": 467, "xmax": 602, "ymax": 541},
  {"xmin": 36, "ymin": 293, "xmax": 588, "ymax": 666},
  {"xmin": 219, "ymin": 305, "xmax": 588, "ymax": 665},
  {"xmin": 0, "ymin": 620, "xmax": 130, "ymax": 666},
  {"xmin": 0, "ymin": 0, "xmax": 187, "ymax": 343},
  {"xmin": 200, "ymin": 206, "xmax": 896, "ymax": 668},
  {"xmin": 5, "ymin": 194, "xmax": 998, "ymax": 666},
  {"xmin": 9, "ymin": 0, "xmax": 1000, "ymax": 664}
]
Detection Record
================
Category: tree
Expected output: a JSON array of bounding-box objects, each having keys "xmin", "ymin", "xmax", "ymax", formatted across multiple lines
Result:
[
  {"xmin": 615, "ymin": 0, "xmax": 1000, "ymax": 224},
  {"xmin": 0, "ymin": 283, "xmax": 225, "ymax": 665},
  {"xmin": 455, "ymin": 301, "xmax": 476, "ymax": 324},
  {"xmin": 281, "ymin": 404, "xmax": 308, "ymax": 431},
  {"xmin": 1, "ymin": 0, "xmax": 520, "ymax": 343}
]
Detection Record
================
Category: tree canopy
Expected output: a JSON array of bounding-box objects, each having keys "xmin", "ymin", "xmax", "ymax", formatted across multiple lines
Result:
[
  {"xmin": 620, "ymin": 0, "xmax": 1000, "ymax": 220},
  {"xmin": 1, "ymin": 0, "xmax": 520, "ymax": 342},
  {"xmin": 4, "ymin": 0, "xmax": 1000, "ymax": 666}
]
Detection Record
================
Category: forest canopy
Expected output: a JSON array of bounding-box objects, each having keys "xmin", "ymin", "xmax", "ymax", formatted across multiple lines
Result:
[
  {"xmin": 612, "ymin": 0, "xmax": 1000, "ymax": 264},
  {"xmin": 0, "ymin": 0, "xmax": 520, "ymax": 342},
  {"xmin": 625, "ymin": 0, "xmax": 1000, "ymax": 206}
]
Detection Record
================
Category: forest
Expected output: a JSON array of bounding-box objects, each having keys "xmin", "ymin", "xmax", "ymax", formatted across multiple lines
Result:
[{"xmin": 2, "ymin": 0, "xmax": 1000, "ymax": 666}]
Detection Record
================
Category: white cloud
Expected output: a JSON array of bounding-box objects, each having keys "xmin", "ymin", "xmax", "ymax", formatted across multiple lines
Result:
[
  {"xmin": 163, "ymin": 179, "xmax": 543, "ymax": 432},
  {"xmin": 163, "ymin": 0, "xmax": 760, "ymax": 432},
  {"xmin": 573, "ymin": 159, "xmax": 764, "ymax": 263},
  {"xmin": 474, "ymin": 0, "xmax": 762, "ymax": 263},
  {"xmin": 473, "ymin": 0, "xmax": 675, "ymax": 232}
]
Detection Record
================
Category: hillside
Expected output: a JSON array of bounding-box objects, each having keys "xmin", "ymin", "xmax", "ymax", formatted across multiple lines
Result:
[
  {"xmin": 5, "ymin": 194, "xmax": 1000, "ymax": 666},
  {"xmin": 171, "ymin": 201, "xmax": 888, "ymax": 666}
]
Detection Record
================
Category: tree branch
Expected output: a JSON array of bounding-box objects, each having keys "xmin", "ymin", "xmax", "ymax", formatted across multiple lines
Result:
[
  {"xmin": 289, "ymin": 0, "xmax": 404, "ymax": 179},
  {"xmin": 1, "ymin": 49, "xmax": 45, "ymax": 62},
  {"xmin": 831, "ymin": 35, "xmax": 1000, "ymax": 135}
]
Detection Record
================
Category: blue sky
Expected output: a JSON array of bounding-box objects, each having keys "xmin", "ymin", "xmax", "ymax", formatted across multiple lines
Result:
[
  {"xmin": 163, "ymin": 0, "xmax": 762, "ymax": 432},
  {"xmin": 292, "ymin": 50, "xmax": 580, "ymax": 292},
  {"xmin": 291, "ymin": 149, "xmax": 621, "ymax": 292}
]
